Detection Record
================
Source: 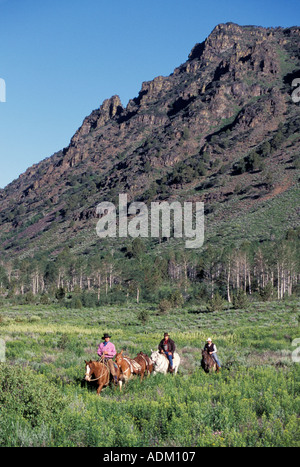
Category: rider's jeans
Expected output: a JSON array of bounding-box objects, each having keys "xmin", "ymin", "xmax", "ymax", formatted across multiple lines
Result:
[
  {"xmin": 164, "ymin": 351, "xmax": 173, "ymax": 368},
  {"xmin": 212, "ymin": 354, "xmax": 221, "ymax": 368}
]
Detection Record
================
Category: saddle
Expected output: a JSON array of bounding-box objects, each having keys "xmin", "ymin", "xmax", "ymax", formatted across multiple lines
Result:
[
  {"xmin": 100, "ymin": 358, "xmax": 119, "ymax": 383},
  {"xmin": 136, "ymin": 352, "xmax": 151, "ymax": 372},
  {"xmin": 123, "ymin": 356, "xmax": 142, "ymax": 373}
]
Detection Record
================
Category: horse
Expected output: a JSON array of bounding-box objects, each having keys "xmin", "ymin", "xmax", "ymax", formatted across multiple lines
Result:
[
  {"xmin": 201, "ymin": 349, "xmax": 220, "ymax": 373},
  {"xmin": 133, "ymin": 351, "xmax": 154, "ymax": 379},
  {"xmin": 84, "ymin": 359, "xmax": 122, "ymax": 395},
  {"xmin": 115, "ymin": 350, "xmax": 144, "ymax": 382},
  {"xmin": 150, "ymin": 350, "xmax": 180, "ymax": 375}
]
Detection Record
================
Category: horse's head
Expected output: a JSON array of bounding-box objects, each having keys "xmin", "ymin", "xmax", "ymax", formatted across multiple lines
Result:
[
  {"xmin": 85, "ymin": 360, "xmax": 94, "ymax": 382},
  {"xmin": 115, "ymin": 350, "xmax": 124, "ymax": 365},
  {"xmin": 150, "ymin": 350, "xmax": 159, "ymax": 364},
  {"xmin": 201, "ymin": 350, "xmax": 212, "ymax": 371}
]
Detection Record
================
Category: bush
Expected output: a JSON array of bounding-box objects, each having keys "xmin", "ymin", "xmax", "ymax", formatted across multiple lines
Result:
[
  {"xmin": 206, "ymin": 292, "xmax": 225, "ymax": 312},
  {"xmin": 170, "ymin": 290, "xmax": 184, "ymax": 308},
  {"xmin": 81, "ymin": 293, "xmax": 97, "ymax": 308},
  {"xmin": 263, "ymin": 171, "xmax": 274, "ymax": 190},
  {"xmin": 259, "ymin": 282, "xmax": 275, "ymax": 301},
  {"xmin": 293, "ymin": 154, "xmax": 300, "ymax": 169},
  {"xmin": 25, "ymin": 292, "xmax": 35, "ymax": 304},
  {"xmin": 271, "ymin": 130, "xmax": 285, "ymax": 150},
  {"xmin": 158, "ymin": 299, "xmax": 172, "ymax": 315},
  {"xmin": 74, "ymin": 298, "xmax": 83, "ymax": 309},
  {"xmin": 55, "ymin": 287, "xmax": 66, "ymax": 301},
  {"xmin": 137, "ymin": 309, "xmax": 149, "ymax": 324},
  {"xmin": 0, "ymin": 364, "xmax": 67, "ymax": 428},
  {"xmin": 233, "ymin": 158, "xmax": 246, "ymax": 174},
  {"xmin": 40, "ymin": 294, "xmax": 50, "ymax": 305},
  {"xmin": 233, "ymin": 290, "xmax": 249, "ymax": 309},
  {"xmin": 29, "ymin": 315, "xmax": 41, "ymax": 323}
]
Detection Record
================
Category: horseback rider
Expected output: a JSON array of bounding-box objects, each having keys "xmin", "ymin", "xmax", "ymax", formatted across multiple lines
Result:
[
  {"xmin": 97, "ymin": 333, "xmax": 118, "ymax": 383},
  {"xmin": 158, "ymin": 332, "xmax": 176, "ymax": 373},
  {"xmin": 203, "ymin": 337, "xmax": 221, "ymax": 369}
]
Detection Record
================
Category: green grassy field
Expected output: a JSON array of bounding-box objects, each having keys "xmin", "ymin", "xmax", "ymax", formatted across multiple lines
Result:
[{"xmin": 0, "ymin": 300, "xmax": 299, "ymax": 447}]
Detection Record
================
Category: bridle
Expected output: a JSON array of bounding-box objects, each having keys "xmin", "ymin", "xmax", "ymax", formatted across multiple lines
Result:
[{"xmin": 85, "ymin": 360, "xmax": 108, "ymax": 382}]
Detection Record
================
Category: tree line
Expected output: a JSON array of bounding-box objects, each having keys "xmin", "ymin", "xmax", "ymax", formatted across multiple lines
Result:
[{"xmin": 0, "ymin": 228, "xmax": 299, "ymax": 308}]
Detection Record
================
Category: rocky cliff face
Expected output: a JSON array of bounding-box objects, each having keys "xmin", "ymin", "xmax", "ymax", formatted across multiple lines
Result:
[{"xmin": 1, "ymin": 23, "xmax": 300, "ymax": 259}]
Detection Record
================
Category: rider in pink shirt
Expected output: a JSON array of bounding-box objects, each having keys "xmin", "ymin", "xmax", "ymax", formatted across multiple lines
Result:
[
  {"xmin": 97, "ymin": 333, "xmax": 118, "ymax": 384},
  {"xmin": 97, "ymin": 333, "xmax": 116, "ymax": 359}
]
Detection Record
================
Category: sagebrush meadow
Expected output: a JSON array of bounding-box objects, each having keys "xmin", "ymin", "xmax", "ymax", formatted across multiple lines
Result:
[{"xmin": 0, "ymin": 300, "xmax": 299, "ymax": 447}]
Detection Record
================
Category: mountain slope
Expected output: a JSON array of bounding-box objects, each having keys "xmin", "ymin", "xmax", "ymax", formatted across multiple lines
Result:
[{"xmin": 1, "ymin": 22, "xmax": 300, "ymax": 261}]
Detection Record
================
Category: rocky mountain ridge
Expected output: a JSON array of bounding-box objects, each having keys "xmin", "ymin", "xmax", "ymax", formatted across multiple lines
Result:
[{"xmin": 1, "ymin": 22, "xmax": 300, "ymax": 260}]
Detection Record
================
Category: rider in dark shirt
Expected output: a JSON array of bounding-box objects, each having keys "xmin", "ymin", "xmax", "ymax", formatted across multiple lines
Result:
[
  {"xmin": 158, "ymin": 332, "xmax": 176, "ymax": 372},
  {"xmin": 204, "ymin": 337, "xmax": 221, "ymax": 368}
]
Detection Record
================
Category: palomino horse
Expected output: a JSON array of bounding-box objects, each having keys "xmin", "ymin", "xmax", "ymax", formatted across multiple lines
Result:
[
  {"xmin": 84, "ymin": 359, "xmax": 122, "ymax": 395},
  {"xmin": 201, "ymin": 349, "xmax": 220, "ymax": 373},
  {"xmin": 134, "ymin": 351, "xmax": 153, "ymax": 379},
  {"xmin": 115, "ymin": 350, "xmax": 144, "ymax": 382},
  {"xmin": 150, "ymin": 350, "xmax": 180, "ymax": 375}
]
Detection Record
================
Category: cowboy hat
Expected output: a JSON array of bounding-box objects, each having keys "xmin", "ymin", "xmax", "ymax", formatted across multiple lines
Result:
[
  {"xmin": 102, "ymin": 333, "xmax": 111, "ymax": 339},
  {"xmin": 206, "ymin": 337, "xmax": 212, "ymax": 342}
]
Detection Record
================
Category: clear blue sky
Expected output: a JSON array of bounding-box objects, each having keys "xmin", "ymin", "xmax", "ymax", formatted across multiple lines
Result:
[{"xmin": 0, "ymin": 0, "xmax": 299, "ymax": 188}]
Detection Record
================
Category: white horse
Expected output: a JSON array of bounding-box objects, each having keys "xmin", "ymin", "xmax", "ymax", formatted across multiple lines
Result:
[{"xmin": 150, "ymin": 350, "xmax": 180, "ymax": 375}]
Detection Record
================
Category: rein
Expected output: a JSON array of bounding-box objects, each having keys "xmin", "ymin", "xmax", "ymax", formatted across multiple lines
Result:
[{"xmin": 88, "ymin": 374, "xmax": 103, "ymax": 382}]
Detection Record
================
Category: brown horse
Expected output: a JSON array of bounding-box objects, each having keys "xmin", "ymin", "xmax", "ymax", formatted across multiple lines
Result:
[
  {"xmin": 84, "ymin": 359, "xmax": 122, "ymax": 395},
  {"xmin": 115, "ymin": 350, "xmax": 144, "ymax": 382},
  {"xmin": 201, "ymin": 350, "xmax": 220, "ymax": 373},
  {"xmin": 134, "ymin": 351, "xmax": 153, "ymax": 378}
]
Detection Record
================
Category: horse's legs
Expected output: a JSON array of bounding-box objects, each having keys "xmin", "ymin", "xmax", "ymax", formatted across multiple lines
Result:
[{"xmin": 97, "ymin": 383, "xmax": 104, "ymax": 395}]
